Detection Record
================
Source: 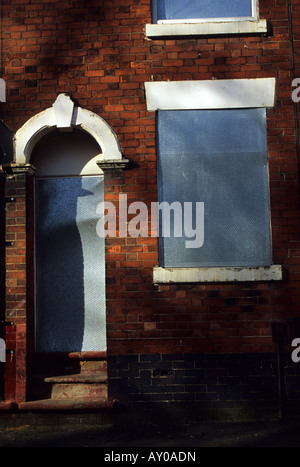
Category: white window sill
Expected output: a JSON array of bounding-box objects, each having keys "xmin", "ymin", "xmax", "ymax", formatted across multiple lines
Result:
[
  {"xmin": 153, "ymin": 265, "xmax": 283, "ymax": 284},
  {"xmin": 146, "ymin": 19, "xmax": 268, "ymax": 38}
]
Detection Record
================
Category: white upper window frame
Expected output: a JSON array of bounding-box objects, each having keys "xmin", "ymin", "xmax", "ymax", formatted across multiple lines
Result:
[
  {"xmin": 146, "ymin": 0, "xmax": 267, "ymax": 38},
  {"xmin": 157, "ymin": 0, "xmax": 258, "ymax": 24}
]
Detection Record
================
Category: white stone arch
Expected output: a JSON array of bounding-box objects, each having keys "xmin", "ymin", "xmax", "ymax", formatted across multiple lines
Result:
[{"xmin": 13, "ymin": 94, "xmax": 123, "ymax": 174}]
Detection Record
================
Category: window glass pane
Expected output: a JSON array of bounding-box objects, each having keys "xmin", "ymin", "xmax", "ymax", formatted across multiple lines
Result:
[
  {"xmin": 157, "ymin": 0, "xmax": 253, "ymax": 21},
  {"xmin": 157, "ymin": 109, "xmax": 271, "ymax": 268}
]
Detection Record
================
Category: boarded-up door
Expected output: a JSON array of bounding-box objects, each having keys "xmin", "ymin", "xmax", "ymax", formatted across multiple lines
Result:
[{"xmin": 35, "ymin": 175, "xmax": 106, "ymax": 353}]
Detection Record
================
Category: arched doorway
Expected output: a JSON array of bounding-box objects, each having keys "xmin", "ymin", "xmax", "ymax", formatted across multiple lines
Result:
[
  {"xmin": 13, "ymin": 94, "xmax": 124, "ymax": 357},
  {"xmin": 10, "ymin": 95, "xmax": 126, "ymax": 405}
]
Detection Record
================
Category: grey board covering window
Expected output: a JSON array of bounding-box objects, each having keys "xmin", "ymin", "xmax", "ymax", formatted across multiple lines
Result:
[
  {"xmin": 157, "ymin": 109, "xmax": 272, "ymax": 268},
  {"xmin": 152, "ymin": 0, "xmax": 256, "ymax": 22}
]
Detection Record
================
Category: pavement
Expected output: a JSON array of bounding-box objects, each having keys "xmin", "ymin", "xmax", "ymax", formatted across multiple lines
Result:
[{"xmin": 0, "ymin": 416, "xmax": 300, "ymax": 447}]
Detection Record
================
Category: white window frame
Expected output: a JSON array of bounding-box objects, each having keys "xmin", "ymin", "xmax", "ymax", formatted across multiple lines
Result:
[
  {"xmin": 157, "ymin": 0, "xmax": 258, "ymax": 23},
  {"xmin": 146, "ymin": 0, "xmax": 267, "ymax": 38},
  {"xmin": 145, "ymin": 78, "xmax": 283, "ymax": 283}
]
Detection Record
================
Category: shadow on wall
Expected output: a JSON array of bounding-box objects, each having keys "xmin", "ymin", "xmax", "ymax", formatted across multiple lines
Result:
[{"xmin": 3, "ymin": 0, "xmax": 123, "ymax": 104}]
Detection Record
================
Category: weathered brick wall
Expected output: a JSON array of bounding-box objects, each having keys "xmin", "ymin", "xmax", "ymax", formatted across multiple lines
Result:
[{"xmin": 2, "ymin": 0, "xmax": 300, "ymax": 393}]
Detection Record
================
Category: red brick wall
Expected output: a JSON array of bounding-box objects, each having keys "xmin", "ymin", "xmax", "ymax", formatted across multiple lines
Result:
[
  {"xmin": 2, "ymin": 0, "xmax": 300, "ymax": 364},
  {"xmin": 4, "ymin": 173, "xmax": 27, "ymax": 402}
]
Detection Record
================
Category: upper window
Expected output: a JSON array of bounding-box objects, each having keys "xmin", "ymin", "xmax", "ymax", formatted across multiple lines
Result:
[
  {"xmin": 152, "ymin": 0, "xmax": 258, "ymax": 23},
  {"xmin": 147, "ymin": 0, "xmax": 266, "ymax": 38}
]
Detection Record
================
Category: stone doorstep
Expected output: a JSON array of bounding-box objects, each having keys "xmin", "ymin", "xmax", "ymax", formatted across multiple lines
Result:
[
  {"xmin": 80, "ymin": 360, "xmax": 107, "ymax": 374},
  {"xmin": 68, "ymin": 351, "xmax": 107, "ymax": 359},
  {"xmin": 0, "ymin": 353, "xmax": 111, "ymax": 412},
  {"xmin": 18, "ymin": 398, "xmax": 117, "ymax": 411},
  {"xmin": 18, "ymin": 369, "xmax": 114, "ymax": 412},
  {"xmin": 35, "ymin": 368, "xmax": 108, "ymax": 400},
  {"xmin": 43, "ymin": 372, "xmax": 107, "ymax": 384},
  {"xmin": 51, "ymin": 382, "xmax": 107, "ymax": 400}
]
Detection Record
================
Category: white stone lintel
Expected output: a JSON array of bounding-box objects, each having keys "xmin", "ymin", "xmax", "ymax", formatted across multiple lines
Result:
[{"xmin": 145, "ymin": 78, "xmax": 276, "ymax": 111}]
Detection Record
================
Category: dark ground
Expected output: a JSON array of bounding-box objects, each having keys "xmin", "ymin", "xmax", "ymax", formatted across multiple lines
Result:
[{"xmin": 0, "ymin": 416, "xmax": 300, "ymax": 447}]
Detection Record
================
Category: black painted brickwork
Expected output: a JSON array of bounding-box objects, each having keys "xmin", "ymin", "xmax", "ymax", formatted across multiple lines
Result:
[{"xmin": 107, "ymin": 353, "xmax": 300, "ymax": 414}]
